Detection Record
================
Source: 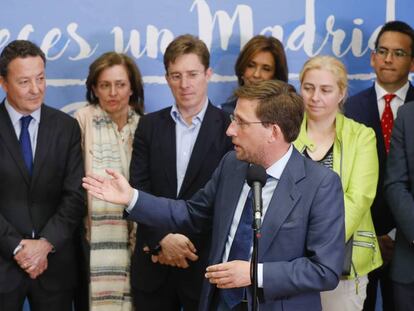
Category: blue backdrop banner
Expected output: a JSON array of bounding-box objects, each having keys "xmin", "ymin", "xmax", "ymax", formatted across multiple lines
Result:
[
  {"xmin": 2, "ymin": 1, "xmax": 412, "ymax": 311},
  {"xmin": 1, "ymin": 0, "xmax": 413, "ymax": 114}
]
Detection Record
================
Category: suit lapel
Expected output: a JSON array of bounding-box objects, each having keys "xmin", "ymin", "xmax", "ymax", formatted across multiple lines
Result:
[
  {"xmin": 31, "ymin": 105, "xmax": 53, "ymax": 185},
  {"xmin": 179, "ymin": 103, "xmax": 221, "ymax": 197},
  {"xmin": 259, "ymin": 150, "xmax": 304, "ymax": 257},
  {"xmin": 0, "ymin": 103, "xmax": 31, "ymax": 184},
  {"xmin": 366, "ymin": 86, "xmax": 382, "ymax": 129},
  {"xmin": 405, "ymin": 83, "xmax": 414, "ymax": 102},
  {"xmin": 365, "ymin": 86, "xmax": 387, "ymax": 157},
  {"xmin": 211, "ymin": 160, "xmax": 247, "ymax": 263},
  {"xmin": 159, "ymin": 109, "xmax": 178, "ymax": 195}
]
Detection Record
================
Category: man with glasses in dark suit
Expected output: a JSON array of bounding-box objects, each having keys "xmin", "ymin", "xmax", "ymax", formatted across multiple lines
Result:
[{"xmin": 345, "ymin": 20, "xmax": 414, "ymax": 311}]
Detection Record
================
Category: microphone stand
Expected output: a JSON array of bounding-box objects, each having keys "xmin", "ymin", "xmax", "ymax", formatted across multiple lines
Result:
[
  {"xmin": 246, "ymin": 164, "xmax": 266, "ymax": 311},
  {"xmin": 251, "ymin": 194, "xmax": 262, "ymax": 311}
]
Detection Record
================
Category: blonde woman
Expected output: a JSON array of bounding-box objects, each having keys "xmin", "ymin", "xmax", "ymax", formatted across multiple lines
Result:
[{"xmin": 294, "ymin": 55, "xmax": 382, "ymax": 310}]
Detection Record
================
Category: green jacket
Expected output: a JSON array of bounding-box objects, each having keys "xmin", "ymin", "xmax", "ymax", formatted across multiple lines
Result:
[{"xmin": 294, "ymin": 113, "xmax": 382, "ymax": 278}]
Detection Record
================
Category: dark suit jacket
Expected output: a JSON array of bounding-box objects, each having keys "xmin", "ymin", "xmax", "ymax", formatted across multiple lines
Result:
[
  {"xmin": 129, "ymin": 102, "xmax": 233, "ymax": 299},
  {"xmin": 0, "ymin": 102, "xmax": 85, "ymax": 293},
  {"xmin": 344, "ymin": 83, "xmax": 414, "ymax": 235},
  {"xmin": 384, "ymin": 101, "xmax": 414, "ymax": 284},
  {"xmin": 128, "ymin": 149, "xmax": 345, "ymax": 311},
  {"xmin": 221, "ymin": 98, "xmax": 237, "ymax": 114}
]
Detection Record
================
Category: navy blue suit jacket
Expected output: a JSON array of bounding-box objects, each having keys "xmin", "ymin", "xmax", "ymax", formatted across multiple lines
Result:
[
  {"xmin": 384, "ymin": 101, "xmax": 414, "ymax": 284},
  {"xmin": 127, "ymin": 149, "xmax": 345, "ymax": 311},
  {"xmin": 344, "ymin": 83, "xmax": 414, "ymax": 235},
  {"xmin": 129, "ymin": 102, "xmax": 233, "ymax": 300},
  {"xmin": 0, "ymin": 102, "xmax": 85, "ymax": 293}
]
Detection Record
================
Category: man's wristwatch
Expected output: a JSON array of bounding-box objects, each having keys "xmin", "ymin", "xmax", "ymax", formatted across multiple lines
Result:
[{"xmin": 149, "ymin": 244, "xmax": 162, "ymax": 255}]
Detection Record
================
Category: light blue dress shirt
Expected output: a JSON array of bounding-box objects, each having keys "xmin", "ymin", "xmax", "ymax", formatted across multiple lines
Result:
[
  {"xmin": 170, "ymin": 98, "xmax": 209, "ymax": 195},
  {"xmin": 222, "ymin": 145, "xmax": 293, "ymax": 287}
]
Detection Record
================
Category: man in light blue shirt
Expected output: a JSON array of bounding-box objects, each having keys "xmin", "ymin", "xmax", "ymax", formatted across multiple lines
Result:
[{"xmin": 128, "ymin": 34, "xmax": 233, "ymax": 311}]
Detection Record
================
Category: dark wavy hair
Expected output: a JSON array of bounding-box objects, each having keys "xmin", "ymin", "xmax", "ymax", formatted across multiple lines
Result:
[
  {"xmin": 0, "ymin": 40, "xmax": 46, "ymax": 78},
  {"xmin": 235, "ymin": 35, "xmax": 288, "ymax": 86}
]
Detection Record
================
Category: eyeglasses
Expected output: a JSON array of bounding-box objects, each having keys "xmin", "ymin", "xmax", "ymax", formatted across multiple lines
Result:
[
  {"xmin": 229, "ymin": 114, "xmax": 270, "ymax": 128},
  {"xmin": 168, "ymin": 71, "xmax": 204, "ymax": 82},
  {"xmin": 374, "ymin": 47, "xmax": 411, "ymax": 59}
]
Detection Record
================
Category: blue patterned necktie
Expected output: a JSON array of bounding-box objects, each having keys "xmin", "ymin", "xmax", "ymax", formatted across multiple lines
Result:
[
  {"xmin": 19, "ymin": 115, "xmax": 33, "ymax": 175},
  {"xmin": 222, "ymin": 190, "xmax": 253, "ymax": 309}
]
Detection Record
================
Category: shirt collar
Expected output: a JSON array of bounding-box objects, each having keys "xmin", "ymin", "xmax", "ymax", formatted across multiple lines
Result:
[
  {"xmin": 170, "ymin": 97, "xmax": 209, "ymax": 126},
  {"xmin": 4, "ymin": 99, "xmax": 41, "ymax": 126},
  {"xmin": 374, "ymin": 81, "xmax": 409, "ymax": 101},
  {"xmin": 266, "ymin": 144, "xmax": 293, "ymax": 180}
]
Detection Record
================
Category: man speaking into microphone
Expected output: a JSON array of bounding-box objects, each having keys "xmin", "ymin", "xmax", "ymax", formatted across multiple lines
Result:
[{"xmin": 83, "ymin": 80, "xmax": 345, "ymax": 311}]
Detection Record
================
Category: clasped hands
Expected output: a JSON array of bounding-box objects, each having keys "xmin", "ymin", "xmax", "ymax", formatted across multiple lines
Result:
[
  {"xmin": 145, "ymin": 233, "xmax": 199, "ymax": 268},
  {"xmin": 14, "ymin": 239, "xmax": 53, "ymax": 279}
]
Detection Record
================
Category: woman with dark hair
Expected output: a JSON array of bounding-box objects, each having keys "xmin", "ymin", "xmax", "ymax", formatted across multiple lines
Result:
[
  {"xmin": 75, "ymin": 52, "xmax": 144, "ymax": 310},
  {"xmin": 221, "ymin": 35, "xmax": 288, "ymax": 113}
]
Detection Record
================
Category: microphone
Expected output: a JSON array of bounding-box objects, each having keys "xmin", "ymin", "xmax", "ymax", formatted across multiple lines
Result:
[{"xmin": 246, "ymin": 164, "xmax": 267, "ymax": 232}]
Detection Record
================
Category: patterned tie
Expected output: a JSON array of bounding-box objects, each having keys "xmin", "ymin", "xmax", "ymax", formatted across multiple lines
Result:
[
  {"xmin": 222, "ymin": 190, "xmax": 253, "ymax": 309},
  {"xmin": 381, "ymin": 94, "xmax": 396, "ymax": 153},
  {"xmin": 20, "ymin": 115, "xmax": 33, "ymax": 174}
]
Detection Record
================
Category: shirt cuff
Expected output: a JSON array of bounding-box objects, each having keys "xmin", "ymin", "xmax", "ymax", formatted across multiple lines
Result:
[
  {"xmin": 13, "ymin": 242, "xmax": 23, "ymax": 256},
  {"xmin": 125, "ymin": 189, "xmax": 139, "ymax": 213},
  {"xmin": 387, "ymin": 228, "xmax": 396, "ymax": 240},
  {"xmin": 258, "ymin": 263, "xmax": 263, "ymax": 288}
]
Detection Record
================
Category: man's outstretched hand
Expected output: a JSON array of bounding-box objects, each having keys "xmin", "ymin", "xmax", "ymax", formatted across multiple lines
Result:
[{"xmin": 82, "ymin": 169, "xmax": 134, "ymax": 205}]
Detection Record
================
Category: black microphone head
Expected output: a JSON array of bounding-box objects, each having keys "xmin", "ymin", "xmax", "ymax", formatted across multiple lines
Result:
[{"xmin": 246, "ymin": 164, "xmax": 267, "ymax": 187}]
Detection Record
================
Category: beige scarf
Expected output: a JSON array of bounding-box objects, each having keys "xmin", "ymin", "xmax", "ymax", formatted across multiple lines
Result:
[{"xmin": 89, "ymin": 105, "xmax": 138, "ymax": 311}]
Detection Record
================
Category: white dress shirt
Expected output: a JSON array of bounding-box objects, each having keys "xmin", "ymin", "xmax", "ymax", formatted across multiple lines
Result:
[{"xmin": 375, "ymin": 81, "xmax": 409, "ymax": 119}]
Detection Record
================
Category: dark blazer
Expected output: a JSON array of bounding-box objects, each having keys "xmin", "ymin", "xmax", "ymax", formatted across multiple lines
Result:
[
  {"xmin": 384, "ymin": 101, "xmax": 414, "ymax": 284},
  {"xmin": 0, "ymin": 102, "xmax": 85, "ymax": 293},
  {"xmin": 128, "ymin": 149, "xmax": 345, "ymax": 311},
  {"xmin": 221, "ymin": 98, "xmax": 237, "ymax": 114},
  {"xmin": 129, "ymin": 103, "xmax": 233, "ymax": 300},
  {"xmin": 344, "ymin": 83, "xmax": 414, "ymax": 235}
]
